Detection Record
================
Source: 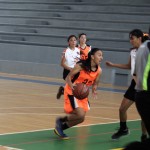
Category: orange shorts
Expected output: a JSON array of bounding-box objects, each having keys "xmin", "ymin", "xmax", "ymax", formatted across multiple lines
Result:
[{"xmin": 64, "ymin": 90, "xmax": 90, "ymax": 114}]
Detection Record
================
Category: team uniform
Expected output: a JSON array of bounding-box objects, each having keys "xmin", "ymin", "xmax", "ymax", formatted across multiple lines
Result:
[
  {"xmin": 62, "ymin": 47, "xmax": 80, "ymax": 80},
  {"xmin": 64, "ymin": 66, "xmax": 101, "ymax": 113},
  {"xmin": 78, "ymin": 44, "xmax": 91, "ymax": 60},
  {"xmin": 124, "ymin": 48, "xmax": 137, "ymax": 101},
  {"xmin": 54, "ymin": 48, "xmax": 103, "ymax": 139},
  {"xmin": 135, "ymin": 40, "xmax": 150, "ymax": 136}
]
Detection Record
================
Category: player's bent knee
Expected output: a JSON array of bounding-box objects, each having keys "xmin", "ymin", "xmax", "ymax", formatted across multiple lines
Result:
[
  {"xmin": 78, "ymin": 116, "xmax": 85, "ymax": 123},
  {"xmin": 76, "ymin": 112, "xmax": 85, "ymax": 123}
]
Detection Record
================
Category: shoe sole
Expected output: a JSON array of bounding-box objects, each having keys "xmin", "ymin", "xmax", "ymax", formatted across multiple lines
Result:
[
  {"xmin": 111, "ymin": 131, "xmax": 130, "ymax": 140},
  {"xmin": 56, "ymin": 87, "xmax": 64, "ymax": 99},
  {"xmin": 56, "ymin": 94, "xmax": 61, "ymax": 99},
  {"xmin": 54, "ymin": 128, "xmax": 69, "ymax": 140}
]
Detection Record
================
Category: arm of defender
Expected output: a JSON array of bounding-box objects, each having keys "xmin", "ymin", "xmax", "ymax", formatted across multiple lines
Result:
[{"xmin": 105, "ymin": 57, "xmax": 131, "ymax": 70}]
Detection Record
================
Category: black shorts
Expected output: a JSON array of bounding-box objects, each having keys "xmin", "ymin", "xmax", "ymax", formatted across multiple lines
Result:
[
  {"xmin": 63, "ymin": 69, "xmax": 70, "ymax": 80},
  {"xmin": 135, "ymin": 91, "xmax": 150, "ymax": 135},
  {"xmin": 124, "ymin": 79, "xmax": 136, "ymax": 101}
]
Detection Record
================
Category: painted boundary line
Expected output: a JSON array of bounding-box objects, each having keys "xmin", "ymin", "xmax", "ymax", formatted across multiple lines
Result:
[
  {"xmin": 0, "ymin": 145, "xmax": 23, "ymax": 150},
  {"xmin": 0, "ymin": 128, "xmax": 141, "ymax": 149},
  {"xmin": 0, "ymin": 119, "xmax": 140, "ymax": 136}
]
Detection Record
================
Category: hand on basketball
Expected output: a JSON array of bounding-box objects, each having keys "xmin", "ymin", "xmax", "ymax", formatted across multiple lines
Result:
[{"xmin": 72, "ymin": 83, "xmax": 76, "ymax": 90}]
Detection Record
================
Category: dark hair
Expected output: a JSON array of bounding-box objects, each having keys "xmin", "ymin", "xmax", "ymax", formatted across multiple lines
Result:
[
  {"xmin": 78, "ymin": 33, "xmax": 87, "ymax": 39},
  {"xmin": 129, "ymin": 29, "xmax": 144, "ymax": 42},
  {"xmin": 67, "ymin": 35, "xmax": 77, "ymax": 42},
  {"xmin": 78, "ymin": 33, "xmax": 89, "ymax": 42},
  {"xmin": 78, "ymin": 48, "xmax": 101, "ymax": 72}
]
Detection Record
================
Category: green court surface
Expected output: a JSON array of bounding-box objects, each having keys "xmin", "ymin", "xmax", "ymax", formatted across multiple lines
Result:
[{"xmin": 0, "ymin": 120, "xmax": 141, "ymax": 150}]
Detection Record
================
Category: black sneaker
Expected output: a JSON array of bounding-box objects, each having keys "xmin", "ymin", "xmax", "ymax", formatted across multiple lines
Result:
[
  {"xmin": 56, "ymin": 86, "xmax": 64, "ymax": 99},
  {"xmin": 141, "ymin": 134, "xmax": 148, "ymax": 142},
  {"xmin": 54, "ymin": 118, "xmax": 69, "ymax": 140},
  {"xmin": 111, "ymin": 128, "xmax": 130, "ymax": 140}
]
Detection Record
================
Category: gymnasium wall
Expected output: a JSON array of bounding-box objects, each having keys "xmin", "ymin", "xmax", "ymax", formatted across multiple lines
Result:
[{"xmin": 0, "ymin": 0, "xmax": 149, "ymax": 86}]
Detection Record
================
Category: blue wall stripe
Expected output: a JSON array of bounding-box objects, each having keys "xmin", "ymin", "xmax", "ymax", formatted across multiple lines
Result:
[{"xmin": 0, "ymin": 76, "xmax": 125, "ymax": 93}]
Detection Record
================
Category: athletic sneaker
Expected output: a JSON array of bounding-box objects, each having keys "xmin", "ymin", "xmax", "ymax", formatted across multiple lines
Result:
[
  {"xmin": 111, "ymin": 128, "xmax": 130, "ymax": 140},
  {"xmin": 56, "ymin": 86, "xmax": 64, "ymax": 99},
  {"xmin": 141, "ymin": 134, "xmax": 148, "ymax": 142},
  {"xmin": 54, "ymin": 118, "xmax": 69, "ymax": 140}
]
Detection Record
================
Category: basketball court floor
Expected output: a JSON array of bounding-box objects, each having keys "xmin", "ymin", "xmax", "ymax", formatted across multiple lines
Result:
[{"xmin": 0, "ymin": 73, "xmax": 141, "ymax": 150}]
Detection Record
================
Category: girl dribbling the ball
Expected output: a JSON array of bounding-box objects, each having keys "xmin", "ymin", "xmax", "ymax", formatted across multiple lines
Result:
[{"xmin": 54, "ymin": 48, "xmax": 103, "ymax": 139}]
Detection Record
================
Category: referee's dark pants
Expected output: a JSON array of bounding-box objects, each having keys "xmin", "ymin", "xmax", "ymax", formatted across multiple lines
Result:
[{"xmin": 135, "ymin": 91, "xmax": 150, "ymax": 136}]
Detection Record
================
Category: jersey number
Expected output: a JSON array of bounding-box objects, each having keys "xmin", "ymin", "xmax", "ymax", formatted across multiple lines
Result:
[{"xmin": 82, "ymin": 79, "xmax": 92, "ymax": 85}]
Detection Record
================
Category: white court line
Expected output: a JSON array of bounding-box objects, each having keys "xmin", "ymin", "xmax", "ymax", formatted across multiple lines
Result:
[
  {"xmin": 0, "ymin": 107, "xmax": 64, "ymax": 110},
  {"xmin": 99, "ymin": 101, "xmax": 121, "ymax": 106},
  {"xmin": 5, "ymin": 147, "xmax": 23, "ymax": 150},
  {"xmin": 0, "ymin": 106, "xmax": 119, "ymax": 110},
  {"xmin": 98, "ymin": 89, "xmax": 125, "ymax": 94},
  {"xmin": 0, "ymin": 113, "xmax": 64, "ymax": 116},
  {"xmin": 0, "ymin": 113, "xmax": 119, "ymax": 120},
  {"xmin": 0, "ymin": 145, "xmax": 23, "ymax": 150},
  {"xmin": 0, "ymin": 119, "xmax": 140, "ymax": 136},
  {"xmin": 86, "ymin": 116, "xmax": 118, "ymax": 121},
  {"xmin": 2, "ymin": 92, "xmax": 56, "ymax": 96}
]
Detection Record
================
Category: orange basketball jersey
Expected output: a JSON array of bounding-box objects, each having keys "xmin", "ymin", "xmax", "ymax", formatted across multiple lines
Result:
[
  {"xmin": 64, "ymin": 66, "xmax": 101, "ymax": 113},
  {"xmin": 78, "ymin": 45, "xmax": 91, "ymax": 60},
  {"xmin": 65, "ymin": 66, "xmax": 101, "ymax": 95}
]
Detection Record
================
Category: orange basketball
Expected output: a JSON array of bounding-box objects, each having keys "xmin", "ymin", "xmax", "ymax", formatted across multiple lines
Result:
[{"xmin": 73, "ymin": 83, "xmax": 89, "ymax": 100}]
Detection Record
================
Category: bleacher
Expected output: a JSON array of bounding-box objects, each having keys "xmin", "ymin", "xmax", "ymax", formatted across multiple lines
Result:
[{"xmin": 0, "ymin": 0, "xmax": 150, "ymax": 85}]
